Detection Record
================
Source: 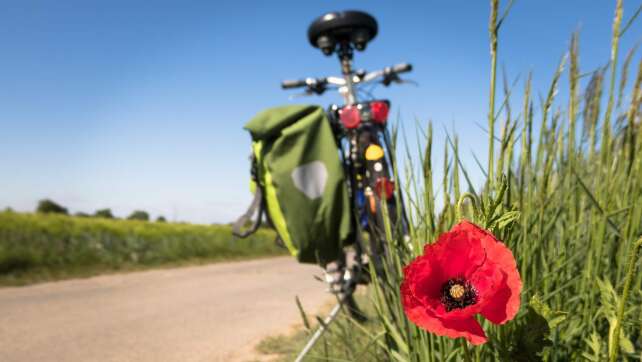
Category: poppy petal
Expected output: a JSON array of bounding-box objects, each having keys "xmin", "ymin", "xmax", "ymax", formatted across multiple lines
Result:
[
  {"xmin": 441, "ymin": 317, "xmax": 488, "ymax": 345},
  {"xmin": 425, "ymin": 227, "xmax": 488, "ymax": 279},
  {"xmin": 402, "ymin": 255, "xmax": 444, "ymax": 311},
  {"xmin": 479, "ymin": 264, "xmax": 521, "ymax": 324},
  {"xmin": 480, "ymin": 272, "xmax": 513, "ymax": 323},
  {"xmin": 467, "ymin": 223, "xmax": 522, "ymax": 324},
  {"xmin": 402, "ymin": 292, "xmax": 487, "ymax": 345}
]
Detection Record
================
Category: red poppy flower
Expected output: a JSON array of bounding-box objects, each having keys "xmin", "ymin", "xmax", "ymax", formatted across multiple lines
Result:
[{"xmin": 400, "ymin": 220, "xmax": 521, "ymax": 345}]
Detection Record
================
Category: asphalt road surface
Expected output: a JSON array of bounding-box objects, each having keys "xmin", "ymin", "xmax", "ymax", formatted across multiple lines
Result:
[{"xmin": 0, "ymin": 257, "xmax": 330, "ymax": 362}]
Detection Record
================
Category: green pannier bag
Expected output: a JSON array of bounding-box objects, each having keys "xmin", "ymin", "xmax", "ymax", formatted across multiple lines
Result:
[{"xmin": 233, "ymin": 104, "xmax": 352, "ymax": 266}]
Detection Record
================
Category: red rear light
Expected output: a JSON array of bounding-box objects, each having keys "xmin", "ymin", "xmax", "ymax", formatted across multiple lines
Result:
[
  {"xmin": 375, "ymin": 177, "xmax": 395, "ymax": 200},
  {"xmin": 370, "ymin": 101, "xmax": 389, "ymax": 124},
  {"xmin": 339, "ymin": 105, "xmax": 361, "ymax": 129}
]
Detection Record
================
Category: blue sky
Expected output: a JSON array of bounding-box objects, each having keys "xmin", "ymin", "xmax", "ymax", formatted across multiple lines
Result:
[{"xmin": 1, "ymin": 1, "xmax": 640, "ymax": 223}]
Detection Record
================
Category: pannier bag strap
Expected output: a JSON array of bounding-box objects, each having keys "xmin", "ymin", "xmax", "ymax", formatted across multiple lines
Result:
[{"xmin": 232, "ymin": 187, "xmax": 264, "ymax": 238}]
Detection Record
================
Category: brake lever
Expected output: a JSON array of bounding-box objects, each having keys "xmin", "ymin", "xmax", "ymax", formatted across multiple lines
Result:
[
  {"xmin": 381, "ymin": 76, "xmax": 419, "ymax": 87},
  {"xmin": 288, "ymin": 91, "xmax": 315, "ymax": 100},
  {"xmin": 382, "ymin": 73, "xmax": 400, "ymax": 86},
  {"xmin": 308, "ymin": 81, "xmax": 327, "ymax": 95},
  {"xmin": 396, "ymin": 78, "xmax": 419, "ymax": 87}
]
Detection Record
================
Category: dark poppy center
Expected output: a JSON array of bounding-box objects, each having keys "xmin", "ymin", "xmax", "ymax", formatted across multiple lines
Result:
[{"xmin": 440, "ymin": 277, "xmax": 477, "ymax": 312}]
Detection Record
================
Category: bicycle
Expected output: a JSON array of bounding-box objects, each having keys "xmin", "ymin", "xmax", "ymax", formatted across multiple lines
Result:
[{"xmin": 280, "ymin": 11, "xmax": 413, "ymax": 359}]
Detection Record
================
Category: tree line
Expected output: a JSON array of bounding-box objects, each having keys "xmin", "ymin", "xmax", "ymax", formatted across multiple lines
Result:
[{"xmin": 34, "ymin": 199, "xmax": 167, "ymax": 222}]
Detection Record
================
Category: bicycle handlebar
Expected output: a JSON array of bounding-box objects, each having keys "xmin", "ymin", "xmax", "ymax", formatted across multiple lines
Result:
[
  {"xmin": 390, "ymin": 62, "xmax": 412, "ymax": 74},
  {"xmin": 281, "ymin": 62, "xmax": 413, "ymax": 92},
  {"xmin": 281, "ymin": 79, "xmax": 308, "ymax": 89}
]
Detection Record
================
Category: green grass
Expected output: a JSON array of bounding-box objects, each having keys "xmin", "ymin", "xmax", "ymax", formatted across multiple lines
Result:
[
  {"xmin": 254, "ymin": 291, "xmax": 387, "ymax": 362},
  {"xmin": 275, "ymin": 0, "xmax": 642, "ymax": 360},
  {"xmin": 0, "ymin": 211, "xmax": 284, "ymax": 286}
]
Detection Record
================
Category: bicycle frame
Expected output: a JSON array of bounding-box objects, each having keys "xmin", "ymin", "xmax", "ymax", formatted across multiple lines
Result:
[
  {"xmin": 284, "ymin": 12, "xmax": 413, "ymax": 360},
  {"xmin": 291, "ymin": 52, "xmax": 410, "ymax": 362},
  {"xmin": 337, "ymin": 44, "xmax": 359, "ymax": 105},
  {"xmin": 283, "ymin": 37, "xmax": 412, "ymax": 267}
]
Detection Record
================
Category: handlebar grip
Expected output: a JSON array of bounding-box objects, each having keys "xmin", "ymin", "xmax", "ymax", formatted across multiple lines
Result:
[
  {"xmin": 392, "ymin": 63, "xmax": 412, "ymax": 73},
  {"xmin": 281, "ymin": 79, "xmax": 307, "ymax": 89}
]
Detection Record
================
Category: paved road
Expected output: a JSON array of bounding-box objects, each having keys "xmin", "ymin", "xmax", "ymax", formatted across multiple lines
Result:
[{"xmin": 0, "ymin": 257, "xmax": 330, "ymax": 362}]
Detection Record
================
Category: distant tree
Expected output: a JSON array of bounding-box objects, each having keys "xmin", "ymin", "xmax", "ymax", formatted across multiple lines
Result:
[
  {"xmin": 3, "ymin": 207, "xmax": 14, "ymax": 213},
  {"xmin": 36, "ymin": 199, "xmax": 68, "ymax": 215},
  {"xmin": 156, "ymin": 216, "xmax": 167, "ymax": 223},
  {"xmin": 74, "ymin": 212, "xmax": 90, "ymax": 218},
  {"xmin": 94, "ymin": 208, "xmax": 115, "ymax": 219},
  {"xmin": 127, "ymin": 210, "xmax": 150, "ymax": 221}
]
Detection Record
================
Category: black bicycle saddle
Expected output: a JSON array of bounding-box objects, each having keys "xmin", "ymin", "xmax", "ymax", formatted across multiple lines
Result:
[{"xmin": 307, "ymin": 10, "xmax": 378, "ymax": 55}]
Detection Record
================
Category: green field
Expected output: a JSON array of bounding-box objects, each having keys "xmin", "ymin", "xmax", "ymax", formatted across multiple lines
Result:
[{"xmin": 0, "ymin": 211, "xmax": 284, "ymax": 286}]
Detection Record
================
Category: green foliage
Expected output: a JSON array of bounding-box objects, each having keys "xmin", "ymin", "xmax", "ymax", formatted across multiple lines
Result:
[
  {"xmin": 0, "ymin": 211, "xmax": 283, "ymax": 285},
  {"xmin": 509, "ymin": 306, "xmax": 553, "ymax": 361},
  {"xmin": 126, "ymin": 210, "xmax": 149, "ymax": 221},
  {"xmin": 94, "ymin": 208, "xmax": 114, "ymax": 219},
  {"xmin": 507, "ymin": 295, "xmax": 568, "ymax": 361},
  {"xmin": 255, "ymin": 293, "xmax": 387, "ymax": 361},
  {"xmin": 36, "ymin": 199, "xmax": 68, "ymax": 215},
  {"xmin": 156, "ymin": 216, "xmax": 167, "ymax": 223}
]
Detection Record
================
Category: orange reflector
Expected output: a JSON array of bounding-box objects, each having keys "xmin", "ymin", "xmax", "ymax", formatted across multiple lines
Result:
[{"xmin": 368, "ymin": 194, "xmax": 377, "ymax": 214}]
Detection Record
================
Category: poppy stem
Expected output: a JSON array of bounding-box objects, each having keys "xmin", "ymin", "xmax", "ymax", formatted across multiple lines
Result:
[
  {"xmin": 456, "ymin": 192, "xmax": 479, "ymax": 221},
  {"xmin": 460, "ymin": 338, "xmax": 472, "ymax": 362}
]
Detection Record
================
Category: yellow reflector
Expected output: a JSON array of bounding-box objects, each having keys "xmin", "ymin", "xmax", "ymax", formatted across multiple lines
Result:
[{"xmin": 365, "ymin": 144, "xmax": 384, "ymax": 160}]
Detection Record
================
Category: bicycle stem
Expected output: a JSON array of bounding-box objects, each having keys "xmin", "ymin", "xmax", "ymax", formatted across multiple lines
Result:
[{"xmin": 338, "ymin": 43, "xmax": 358, "ymax": 105}]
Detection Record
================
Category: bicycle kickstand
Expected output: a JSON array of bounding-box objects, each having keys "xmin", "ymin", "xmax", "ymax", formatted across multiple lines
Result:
[{"xmin": 293, "ymin": 297, "xmax": 344, "ymax": 362}]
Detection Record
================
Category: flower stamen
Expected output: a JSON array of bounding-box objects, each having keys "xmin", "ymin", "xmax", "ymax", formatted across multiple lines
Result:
[
  {"xmin": 449, "ymin": 284, "xmax": 465, "ymax": 299},
  {"xmin": 441, "ymin": 277, "xmax": 478, "ymax": 311}
]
